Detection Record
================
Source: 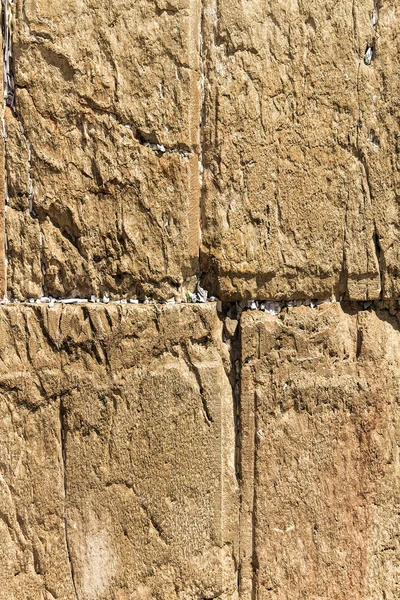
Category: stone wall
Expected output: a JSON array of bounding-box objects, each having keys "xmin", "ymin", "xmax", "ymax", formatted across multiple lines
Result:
[{"xmin": 0, "ymin": 1, "xmax": 399, "ymax": 599}]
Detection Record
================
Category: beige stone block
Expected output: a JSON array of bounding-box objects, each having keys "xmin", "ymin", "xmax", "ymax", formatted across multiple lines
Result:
[
  {"xmin": 6, "ymin": 0, "xmax": 201, "ymax": 300},
  {"xmin": 201, "ymin": 0, "xmax": 400, "ymax": 301},
  {"xmin": 240, "ymin": 304, "xmax": 400, "ymax": 598},
  {"xmin": 0, "ymin": 304, "xmax": 238, "ymax": 599}
]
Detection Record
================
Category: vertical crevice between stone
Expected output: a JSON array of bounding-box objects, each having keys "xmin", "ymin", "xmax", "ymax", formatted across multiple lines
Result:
[
  {"xmin": 198, "ymin": 0, "xmax": 204, "ymax": 249},
  {"xmin": 196, "ymin": 0, "xmax": 211, "ymax": 288},
  {"xmin": 232, "ymin": 313, "xmax": 247, "ymax": 597},
  {"xmin": 0, "ymin": 0, "xmax": 11, "ymax": 299},
  {"xmin": 188, "ymin": 0, "xmax": 202, "ymax": 265},
  {"xmin": 198, "ymin": 0, "xmax": 208, "ymax": 287},
  {"xmin": 372, "ymin": 0, "xmax": 380, "ymax": 27},
  {"xmin": 2, "ymin": 0, "xmax": 14, "ymax": 111},
  {"xmin": 236, "ymin": 314, "xmax": 256, "ymax": 600},
  {"xmin": 1, "ymin": 0, "xmax": 45, "ymax": 299}
]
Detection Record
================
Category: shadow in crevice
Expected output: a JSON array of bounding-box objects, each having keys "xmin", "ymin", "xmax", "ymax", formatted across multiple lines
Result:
[{"xmin": 340, "ymin": 300, "xmax": 400, "ymax": 333}]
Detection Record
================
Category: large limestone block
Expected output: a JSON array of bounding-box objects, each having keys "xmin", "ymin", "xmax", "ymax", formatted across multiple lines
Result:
[
  {"xmin": 0, "ymin": 304, "xmax": 238, "ymax": 599},
  {"xmin": 240, "ymin": 303, "xmax": 400, "ymax": 599},
  {"xmin": 201, "ymin": 0, "xmax": 400, "ymax": 301},
  {"xmin": 6, "ymin": 0, "xmax": 201, "ymax": 300}
]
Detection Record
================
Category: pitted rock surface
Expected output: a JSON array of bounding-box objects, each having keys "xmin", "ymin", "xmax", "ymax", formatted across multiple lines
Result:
[
  {"xmin": 1, "ymin": 1, "xmax": 400, "ymax": 598},
  {"xmin": 6, "ymin": 0, "xmax": 201, "ymax": 300},
  {"xmin": 240, "ymin": 303, "xmax": 400, "ymax": 599},
  {"xmin": 0, "ymin": 304, "xmax": 238, "ymax": 600},
  {"xmin": 201, "ymin": 0, "xmax": 400, "ymax": 301}
]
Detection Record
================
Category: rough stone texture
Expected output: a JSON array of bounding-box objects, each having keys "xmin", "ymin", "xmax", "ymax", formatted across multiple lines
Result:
[
  {"xmin": 0, "ymin": 135, "xmax": 5, "ymax": 298},
  {"xmin": 6, "ymin": 0, "xmax": 201, "ymax": 300},
  {"xmin": 0, "ymin": 23, "xmax": 5, "ymax": 299},
  {"xmin": 5, "ymin": 0, "xmax": 400, "ymax": 302},
  {"xmin": 0, "ymin": 303, "xmax": 238, "ymax": 599},
  {"xmin": 201, "ymin": 0, "xmax": 400, "ymax": 301},
  {"xmin": 2, "ymin": 1, "xmax": 400, "ymax": 597},
  {"xmin": 240, "ymin": 303, "xmax": 400, "ymax": 599}
]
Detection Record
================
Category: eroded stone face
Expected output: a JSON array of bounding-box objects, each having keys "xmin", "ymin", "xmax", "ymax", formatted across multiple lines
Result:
[
  {"xmin": 201, "ymin": 0, "xmax": 400, "ymax": 302},
  {"xmin": 6, "ymin": 0, "xmax": 201, "ymax": 300},
  {"xmin": 240, "ymin": 304, "xmax": 400, "ymax": 599},
  {"xmin": 0, "ymin": 304, "xmax": 238, "ymax": 599},
  {"xmin": 5, "ymin": 0, "xmax": 400, "ymax": 303}
]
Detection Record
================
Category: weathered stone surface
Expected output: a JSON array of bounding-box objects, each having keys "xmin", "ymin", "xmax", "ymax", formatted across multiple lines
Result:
[
  {"xmin": 0, "ymin": 137, "xmax": 5, "ymax": 298},
  {"xmin": 201, "ymin": 0, "xmax": 400, "ymax": 301},
  {"xmin": 0, "ymin": 15, "xmax": 5, "ymax": 299},
  {"xmin": 6, "ymin": 0, "xmax": 201, "ymax": 300},
  {"xmin": 3, "ymin": 1, "xmax": 400, "ymax": 597},
  {"xmin": 0, "ymin": 304, "xmax": 238, "ymax": 599},
  {"xmin": 240, "ymin": 303, "xmax": 400, "ymax": 598}
]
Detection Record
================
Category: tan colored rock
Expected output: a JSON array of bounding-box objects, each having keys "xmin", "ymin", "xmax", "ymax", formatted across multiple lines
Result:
[
  {"xmin": 357, "ymin": 3, "xmax": 400, "ymax": 300},
  {"xmin": 0, "ymin": 146, "xmax": 5, "ymax": 298},
  {"xmin": 6, "ymin": 0, "xmax": 202, "ymax": 300},
  {"xmin": 0, "ymin": 22, "xmax": 5, "ymax": 299},
  {"xmin": 201, "ymin": 0, "xmax": 400, "ymax": 301},
  {"xmin": 0, "ymin": 303, "xmax": 238, "ymax": 599},
  {"xmin": 239, "ymin": 303, "xmax": 400, "ymax": 599}
]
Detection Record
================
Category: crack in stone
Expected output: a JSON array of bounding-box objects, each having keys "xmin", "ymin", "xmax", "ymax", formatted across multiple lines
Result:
[
  {"xmin": 2, "ymin": 0, "xmax": 14, "ymax": 111},
  {"xmin": 135, "ymin": 128, "xmax": 191, "ymax": 157},
  {"xmin": 0, "ymin": 295, "xmax": 385, "ymax": 316},
  {"xmin": 1, "ymin": 0, "xmax": 14, "ymax": 300},
  {"xmin": 198, "ymin": 0, "xmax": 206, "ymax": 250},
  {"xmin": 373, "ymin": 225, "xmax": 384, "ymax": 300},
  {"xmin": 105, "ymin": 480, "xmax": 169, "ymax": 546},
  {"xmin": 364, "ymin": 42, "xmax": 374, "ymax": 65},
  {"xmin": 91, "ymin": 109, "xmax": 192, "ymax": 158},
  {"xmin": 59, "ymin": 401, "xmax": 79, "ymax": 600},
  {"xmin": 372, "ymin": 0, "xmax": 380, "ymax": 28},
  {"xmin": 16, "ymin": 121, "xmax": 36, "ymax": 214}
]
